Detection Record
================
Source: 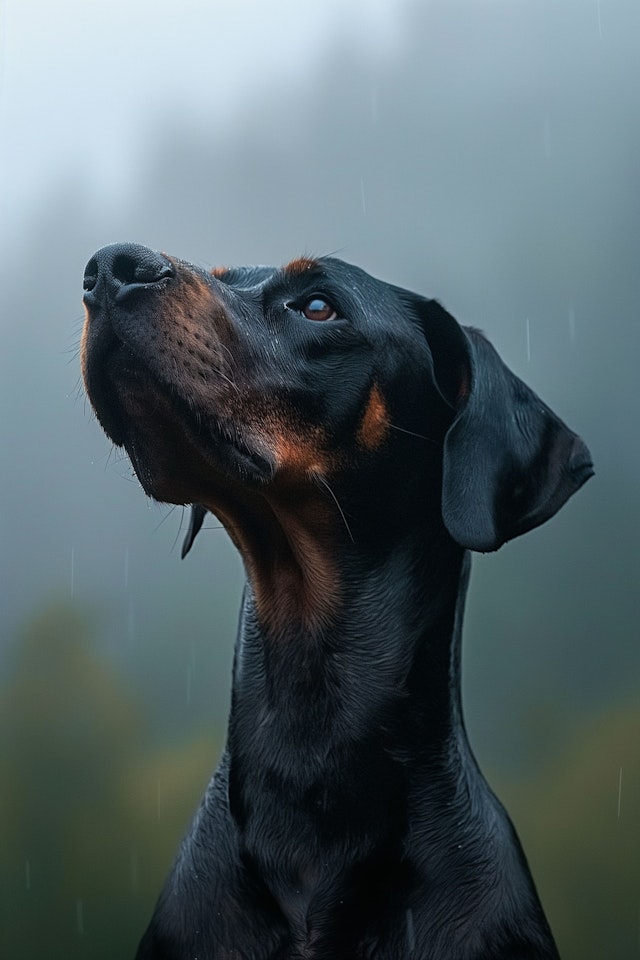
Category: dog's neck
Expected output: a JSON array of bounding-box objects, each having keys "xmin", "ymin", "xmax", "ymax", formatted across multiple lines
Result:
[
  {"xmin": 225, "ymin": 519, "xmax": 477, "ymax": 830},
  {"xmin": 216, "ymin": 521, "xmax": 509, "ymax": 936}
]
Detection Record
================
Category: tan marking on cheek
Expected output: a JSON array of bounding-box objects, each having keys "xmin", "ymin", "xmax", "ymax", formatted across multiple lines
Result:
[
  {"xmin": 272, "ymin": 431, "xmax": 332, "ymax": 477},
  {"xmin": 282, "ymin": 256, "xmax": 319, "ymax": 276},
  {"xmin": 357, "ymin": 384, "xmax": 390, "ymax": 450},
  {"xmin": 210, "ymin": 266, "xmax": 229, "ymax": 278},
  {"xmin": 246, "ymin": 408, "xmax": 337, "ymax": 480}
]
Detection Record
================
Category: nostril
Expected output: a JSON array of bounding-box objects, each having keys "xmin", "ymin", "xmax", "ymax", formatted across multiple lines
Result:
[
  {"xmin": 83, "ymin": 257, "xmax": 99, "ymax": 292},
  {"xmin": 112, "ymin": 253, "xmax": 141, "ymax": 285},
  {"xmin": 112, "ymin": 251, "xmax": 174, "ymax": 286}
]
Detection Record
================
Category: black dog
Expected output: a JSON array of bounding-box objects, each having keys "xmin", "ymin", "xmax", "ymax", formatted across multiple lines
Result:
[{"xmin": 82, "ymin": 244, "xmax": 592, "ymax": 959}]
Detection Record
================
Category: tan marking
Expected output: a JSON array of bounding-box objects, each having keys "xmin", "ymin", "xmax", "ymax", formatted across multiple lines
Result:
[
  {"xmin": 168, "ymin": 267, "xmax": 216, "ymax": 327},
  {"xmin": 246, "ymin": 406, "xmax": 339, "ymax": 481},
  {"xmin": 201, "ymin": 489, "xmax": 342, "ymax": 636},
  {"xmin": 272, "ymin": 430, "xmax": 332, "ymax": 478},
  {"xmin": 157, "ymin": 264, "xmax": 238, "ymax": 396},
  {"xmin": 357, "ymin": 384, "xmax": 390, "ymax": 451},
  {"xmin": 282, "ymin": 256, "xmax": 319, "ymax": 276},
  {"xmin": 266, "ymin": 497, "xmax": 341, "ymax": 631},
  {"xmin": 201, "ymin": 409, "xmax": 343, "ymax": 634},
  {"xmin": 210, "ymin": 266, "xmax": 229, "ymax": 278}
]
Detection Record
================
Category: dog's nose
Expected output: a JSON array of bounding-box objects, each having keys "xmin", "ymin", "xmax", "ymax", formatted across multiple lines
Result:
[{"xmin": 83, "ymin": 243, "xmax": 174, "ymax": 301}]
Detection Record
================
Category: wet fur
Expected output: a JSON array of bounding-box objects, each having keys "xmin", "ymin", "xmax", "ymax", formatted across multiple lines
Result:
[{"xmin": 81, "ymin": 245, "xmax": 593, "ymax": 959}]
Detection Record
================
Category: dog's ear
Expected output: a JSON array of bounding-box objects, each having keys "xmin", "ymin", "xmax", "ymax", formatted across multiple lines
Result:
[
  {"xmin": 181, "ymin": 504, "xmax": 207, "ymax": 558},
  {"xmin": 417, "ymin": 299, "xmax": 593, "ymax": 552}
]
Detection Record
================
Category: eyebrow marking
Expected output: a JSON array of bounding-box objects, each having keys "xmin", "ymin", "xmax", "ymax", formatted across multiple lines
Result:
[{"xmin": 282, "ymin": 256, "xmax": 319, "ymax": 276}]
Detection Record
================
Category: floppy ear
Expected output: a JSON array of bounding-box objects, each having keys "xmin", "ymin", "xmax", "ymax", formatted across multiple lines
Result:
[
  {"xmin": 418, "ymin": 299, "xmax": 594, "ymax": 552},
  {"xmin": 181, "ymin": 504, "xmax": 207, "ymax": 558}
]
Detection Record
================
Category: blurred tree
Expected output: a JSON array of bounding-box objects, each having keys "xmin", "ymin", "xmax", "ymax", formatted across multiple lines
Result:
[
  {"xmin": 0, "ymin": 602, "xmax": 221, "ymax": 960},
  {"xmin": 500, "ymin": 701, "xmax": 640, "ymax": 960}
]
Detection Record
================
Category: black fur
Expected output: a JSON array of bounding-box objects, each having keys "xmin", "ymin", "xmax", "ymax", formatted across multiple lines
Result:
[{"xmin": 81, "ymin": 244, "xmax": 593, "ymax": 959}]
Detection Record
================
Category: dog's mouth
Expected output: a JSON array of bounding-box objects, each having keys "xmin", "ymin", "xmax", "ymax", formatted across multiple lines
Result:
[{"xmin": 83, "ymin": 325, "xmax": 275, "ymax": 504}]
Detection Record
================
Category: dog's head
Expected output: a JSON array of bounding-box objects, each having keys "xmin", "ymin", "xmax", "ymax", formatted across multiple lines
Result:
[{"xmin": 82, "ymin": 243, "xmax": 592, "ymax": 564}]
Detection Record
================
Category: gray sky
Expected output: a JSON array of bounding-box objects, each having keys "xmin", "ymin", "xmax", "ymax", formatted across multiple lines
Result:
[{"xmin": 0, "ymin": 0, "xmax": 404, "ymax": 254}]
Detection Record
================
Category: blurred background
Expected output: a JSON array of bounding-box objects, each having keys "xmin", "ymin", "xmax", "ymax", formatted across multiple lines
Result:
[{"xmin": 1, "ymin": 0, "xmax": 639, "ymax": 957}]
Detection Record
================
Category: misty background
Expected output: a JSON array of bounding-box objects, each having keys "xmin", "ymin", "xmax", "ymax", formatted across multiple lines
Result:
[{"xmin": 1, "ymin": 0, "xmax": 639, "ymax": 957}]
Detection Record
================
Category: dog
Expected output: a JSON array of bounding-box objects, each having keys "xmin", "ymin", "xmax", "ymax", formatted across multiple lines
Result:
[{"xmin": 81, "ymin": 243, "xmax": 592, "ymax": 959}]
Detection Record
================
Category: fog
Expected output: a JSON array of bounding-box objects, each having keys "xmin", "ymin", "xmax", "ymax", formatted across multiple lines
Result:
[{"xmin": 1, "ymin": 1, "xmax": 639, "ymax": 956}]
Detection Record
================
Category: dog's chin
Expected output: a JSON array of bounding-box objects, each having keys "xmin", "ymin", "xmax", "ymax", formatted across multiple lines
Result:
[
  {"xmin": 124, "ymin": 427, "xmax": 274, "ymax": 507},
  {"xmin": 111, "ymin": 416, "xmax": 272, "ymax": 512},
  {"xmin": 86, "ymin": 344, "xmax": 275, "ymax": 502}
]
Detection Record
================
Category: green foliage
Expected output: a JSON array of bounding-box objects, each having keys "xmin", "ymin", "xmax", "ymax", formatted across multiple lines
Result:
[
  {"xmin": 499, "ymin": 704, "xmax": 640, "ymax": 959},
  {"xmin": 0, "ymin": 602, "xmax": 221, "ymax": 960}
]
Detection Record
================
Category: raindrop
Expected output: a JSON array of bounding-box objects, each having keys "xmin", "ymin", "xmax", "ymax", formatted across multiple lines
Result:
[
  {"xmin": 596, "ymin": 0, "xmax": 602, "ymax": 37},
  {"xmin": 130, "ymin": 849, "xmax": 139, "ymax": 895},
  {"xmin": 617, "ymin": 766, "xmax": 623, "ymax": 819},
  {"xmin": 370, "ymin": 85, "xmax": 378, "ymax": 124},
  {"xmin": 127, "ymin": 598, "xmax": 136, "ymax": 645},
  {"xmin": 187, "ymin": 663, "xmax": 192, "ymax": 706},
  {"xmin": 568, "ymin": 305, "xmax": 576, "ymax": 344},
  {"xmin": 25, "ymin": 859, "xmax": 31, "ymax": 891},
  {"xmin": 124, "ymin": 547, "xmax": 130, "ymax": 589},
  {"xmin": 360, "ymin": 179, "xmax": 367, "ymax": 216},
  {"xmin": 70, "ymin": 547, "xmax": 75, "ymax": 597},
  {"xmin": 543, "ymin": 115, "xmax": 552, "ymax": 159},
  {"xmin": 76, "ymin": 898, "xmax": 84, "ymax": 936},
  {"xmin": 525, "ymin": 317, "xmax": 531, "ymax": 363},
  {"xmin": 157, "ymin": 778, "xmax": 162, "ymax": 821}
]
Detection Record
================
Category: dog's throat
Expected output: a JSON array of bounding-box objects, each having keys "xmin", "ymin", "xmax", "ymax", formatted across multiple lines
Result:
[{"xmin": 202, "ymin": 490, "xmax": 343, "ymax": 635}]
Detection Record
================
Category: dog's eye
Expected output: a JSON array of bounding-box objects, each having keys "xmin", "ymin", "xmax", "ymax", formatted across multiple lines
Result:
[{"xmin": 301, "ymin": 297, "xmax": 337, "ymax": 322}]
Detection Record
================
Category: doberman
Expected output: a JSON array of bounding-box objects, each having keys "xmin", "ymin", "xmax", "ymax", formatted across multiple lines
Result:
[{"xmin": 81, "ymin": 243, "xmax": 592, "ymax": 959}]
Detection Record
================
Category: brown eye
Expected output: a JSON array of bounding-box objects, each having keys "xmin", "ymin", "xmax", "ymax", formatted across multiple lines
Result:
[{"xmin": 302, "ymin": 297, "xmax": 337, "ymax": 322}]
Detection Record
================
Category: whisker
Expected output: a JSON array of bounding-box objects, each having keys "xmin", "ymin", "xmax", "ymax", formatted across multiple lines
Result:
[
  {"xmin": 212, "ymin": 364, "xmax": 240, "ymax": 395},
  {"xmin": 70, "ymin": 376, "xmax": 85, "ymax": 404},
  {"xmin": 314, "ymin": 474, "xmax": 355, "ymax": 544},
  {"xmin": 166, "ymin": 505, "xmax": 184, "ymax": 553},
  {"xmin": 218, "ymin": 342, "xmax": 235, "ymax": 364},
  {"xmin": 155, "ymin": 504, "xmax": 179, "ymax": 537},
  {"xmin": 202, "ymin": 343, "xmax": 240, "ymax": 393},
  {"xmin": 388, "ymin": 422, "xmax": 436, "ymax": 444}
]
